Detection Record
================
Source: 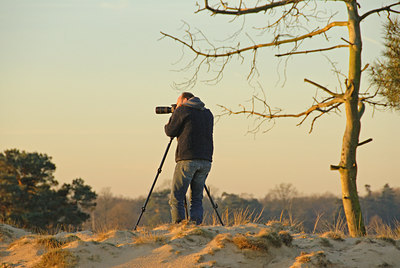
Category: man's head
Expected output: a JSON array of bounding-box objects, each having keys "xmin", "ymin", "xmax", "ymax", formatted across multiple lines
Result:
[{"xmin": 176, "ymin": 92, "xmax": 194, "ymax": 108}]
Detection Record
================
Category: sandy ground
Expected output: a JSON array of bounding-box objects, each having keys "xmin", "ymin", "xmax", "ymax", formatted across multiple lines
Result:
[{"xmin": 1, "ymin": 222, "xmax": 399, "ymax": 267}]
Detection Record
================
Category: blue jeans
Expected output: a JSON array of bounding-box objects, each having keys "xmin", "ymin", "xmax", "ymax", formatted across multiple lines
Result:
[{"xmin": 170, "ymin": 160, "xmax": 212, "ymax": 225}]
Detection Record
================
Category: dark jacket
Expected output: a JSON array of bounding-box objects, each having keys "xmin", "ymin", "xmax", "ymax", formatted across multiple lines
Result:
[{"xmin": 165, "ymin": 97, "xmax": 214, "ymax": 162}]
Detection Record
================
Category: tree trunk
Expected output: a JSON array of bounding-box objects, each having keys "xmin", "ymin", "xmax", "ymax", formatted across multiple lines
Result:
[{"xmin": 339, "ymin": 1, "xmax": 366, "ymax": 237}]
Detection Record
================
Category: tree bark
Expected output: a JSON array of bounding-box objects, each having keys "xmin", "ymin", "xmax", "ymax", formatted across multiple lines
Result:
[{"xmin": 339, "ymin": 0, "xmax": 366, "ymax": 237}]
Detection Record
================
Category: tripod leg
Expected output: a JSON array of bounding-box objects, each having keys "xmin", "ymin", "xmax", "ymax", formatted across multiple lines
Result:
[
  {"xmin": 134, "ymin": 138, "xmax": 174, "ymax": 230},
  {"xmin": 204, "ymin": 185, "xmax": 224, "ymax": 226},
  {"xmin": 184, "ymin": 196, "xmax": 189, "ymax": 220}
]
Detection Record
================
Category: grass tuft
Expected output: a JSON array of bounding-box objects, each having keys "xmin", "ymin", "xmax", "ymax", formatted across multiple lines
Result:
[
  {"xmin": 368, "ymin": 219, "xmax": 400, "ymax": 239},
  {"xmin": 296, "ymin": 252, "xmax": 312, "ymax": 264},
  {"xmin": 187, "ymin": 228, "xmax": 215, "ymax": 239},
  {"xmin": 278, "ymin": 230, "xmax": 293, "ymax": 246},
  {"xmin": 36, "ymin": 237, "xmax": 66, "ymax": 250},
  {"xmin": 232, "ymin": 234, "xmax": 269, "ymax": 252},
  {"xmin": 134, "ymin": 231, "xmax": 166, "ymax": 244},
  {"xmin": 256, "ymin": 228, "xmax": 282, "ymax": 248},
  {"xmin": 33, "ymin": 249, "xmax": 78, "ymax": 268},
  {"xmin": 321, "ymin": 231, "xmax": 344, "ymax": 241},
  {"xmin": 208, "ymin": 207, "xmax": 264, "ymax": 226},
  {"xmin": 295, "ymin": 251, "xmax": 331, "ymax": 267}
]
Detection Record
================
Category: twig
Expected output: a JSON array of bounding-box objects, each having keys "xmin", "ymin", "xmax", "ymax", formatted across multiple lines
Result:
[
  {"xmin": 304, "ymin": 78, "xmax": 343, "ymax": 97},
  {"xmin": 275, "ymin": 44, "xmax": 348, "ymax": 57},
  {"xmin": 360, "ymin": 3, "xmax": 400, "ymax": 21}
]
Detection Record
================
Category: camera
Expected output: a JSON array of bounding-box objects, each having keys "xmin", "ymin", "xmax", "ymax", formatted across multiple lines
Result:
[{"xmin": 155, "ymin": 104, "xmax": 177, "ymax": 114}]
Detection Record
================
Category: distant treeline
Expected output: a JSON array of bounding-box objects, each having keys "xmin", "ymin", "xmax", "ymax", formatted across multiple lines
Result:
[
  {"xmin": 1, "ymin": 149, "xmax": 399, "ymax": 234},
  {"xmin": 88, "ymin": 183, "xmax": 400, "ymax": 233}
]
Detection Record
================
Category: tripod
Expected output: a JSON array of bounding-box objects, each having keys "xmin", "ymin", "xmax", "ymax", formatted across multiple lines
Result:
[{"xmin": 134, "ymin": 137, "xmax": 224, "ymax": 230}]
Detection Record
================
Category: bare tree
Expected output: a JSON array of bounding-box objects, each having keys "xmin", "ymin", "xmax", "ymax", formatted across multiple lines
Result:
[{"xmin": 162, "ymin": 1, "xmax": 400, "ymax": 237}]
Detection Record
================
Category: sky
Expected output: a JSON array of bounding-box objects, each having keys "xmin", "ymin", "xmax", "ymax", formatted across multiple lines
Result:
[{"xmin": 1, "ymin": 0, "xmax": 399, "ymax": 199}]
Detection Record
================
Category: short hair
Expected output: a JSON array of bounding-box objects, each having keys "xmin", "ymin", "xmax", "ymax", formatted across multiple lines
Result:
[{"xmin": 181, "ymin": 92, "xmax": 194, "ymax": 100}]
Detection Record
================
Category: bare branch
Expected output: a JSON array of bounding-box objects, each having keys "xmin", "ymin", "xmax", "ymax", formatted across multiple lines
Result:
[
  {"xmin": 308, "ymin": 103, "xmax": 341, "ymax": 133},
  {"xmin": 204, "ymin": 0, "xmax": 298, "ymax": 16},
  {"xmin": 218, "ymin": 97, "xmax": 344, "ymax": 124},
  {"xmin": 358, "ymin": 138, "xmax": 373, "ymax": 147},
  {"xmin": 360, "ymin": 3, "xmax": 400, "ymax": 21},
  {"xmin": 275, "ymin": 44, "xmax": 348, "ymax": 57},
  {"xmin": 361, "ymin": 63, "xmax": 369, "ymax": 73},
  {"xmin": 161, "ymin": 21, "xmax": 348, "ymax": 59},
  {"xmin": 304, "ymin": 78, "xmax": 343, "ymax": 97},
  {"xmin": 340, "ymin": 37, "xmax": 353, "ymax": 46}
]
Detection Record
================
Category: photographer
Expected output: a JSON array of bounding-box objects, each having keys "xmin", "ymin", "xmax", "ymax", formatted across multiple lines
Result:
[{"xmin": 164, "ymin": 92, "xmax": 214, "ymax": 225}]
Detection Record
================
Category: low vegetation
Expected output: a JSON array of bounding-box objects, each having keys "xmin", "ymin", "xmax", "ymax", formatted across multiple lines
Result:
[
  {"xmin": 1, "ymin": 150, "xmax": 399, "ymax": 241},
  {"xmin": 33, "ymin": 249, "xmax": 78, "ymax": 268},
  {"xmin": 86, "ymin": 182, "xmax": 400, "ymax": 239}
]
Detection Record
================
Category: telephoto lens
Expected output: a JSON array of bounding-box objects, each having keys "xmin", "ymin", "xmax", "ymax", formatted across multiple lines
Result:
[
  {"xmin": 155, "ymin": 104, "xmax": 177, "ymax": 114},
  {"xmin": 155, "ymin": 106, "xmax": 172, "ymax": 114}
]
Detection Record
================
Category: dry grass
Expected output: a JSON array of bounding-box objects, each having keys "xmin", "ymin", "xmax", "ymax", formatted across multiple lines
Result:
[
  {"xmin": 208, "ymin": 207, "xmax": 264, "ymax": 226},
  {"xmin": 232, "ymin": 208, "xmax": 264, "ymax": 226},
  {"xmin": 318, "ymin": 216, "xmax": 400, "ymax": 240},
  {"xmin": 256, "ymin": 228, "xmax": 282, "ymax": 248},
  {"xmin": 95, "ymin": 231, "xmax": 115, "ymax": 242},
  {"xmin": 278, "ymin": 230, "xmax": 293, "ymax": 246},
  {"xmin": 187, "ymin": 227, "xmax": 215, "ymax": 239},
  {"xmin": 312, "ymin": 212, "xmax": 325, "ymax": 234},
  {"xmin": 321, "ymin": 231, "xmax": 345, "ymax": 241},
  {"xmin": 36, "ymin": 237, "xmax": 66, "ymax": 250},
  {"xmin": 8, "ymin": 235, "xmax": 36, "ymax": 250},
  {"xmin": 368, "ymin": 220, "xmax": 400, "ymax": 239},
  {"xmin": 267, "ymin": 210, "xmax": 305, "ymax": 233},
  {"xmin": 231, "ymin": 228, "xmax": 291, "ymax": 252},
  {"xmin": 232, "ymin": 234, "xmax": 269, "ymax": 252},
  {"xmin": 213, "ymin": 234, "xmax": 231, "ymax": 249},
  {"xmin": 36, "ymin": 235, "xmax": 81, "ymax": 250},
  {"xmin": 134, "ymin": 230, "xmax": 166, "ymax": 244},
  {"xmin": 91, "ymin": 222, "xmax": 125, "ymax": 235},
  {"xmin": 319, "ymin": 213, "xmax": 347, "ymax": 238},
  {"xmin": 295, "ymin": 251, "xmax": 331, "ymax": 267},
  {"xmin": 296, "ymin": 251, "xmax": 312, "ymax": 264},
  {"xmin": 33, "ymin": 249, "xmax": 78, "ymax": 268}
]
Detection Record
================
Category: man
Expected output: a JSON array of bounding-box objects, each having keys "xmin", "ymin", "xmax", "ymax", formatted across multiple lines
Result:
[{"xmin": 165, "ymin": 92, "xmax": 214, "ymax": 225}]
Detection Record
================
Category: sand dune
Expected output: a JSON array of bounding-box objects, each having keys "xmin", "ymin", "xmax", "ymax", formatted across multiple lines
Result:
[{"xmin": 1, "ymin": 222, "xmax": 399, "ymax": 267}]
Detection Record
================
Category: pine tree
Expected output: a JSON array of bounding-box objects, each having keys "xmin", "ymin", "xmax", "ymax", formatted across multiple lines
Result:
[{"xmin": 371, "ymin": 18, "xmax": 400, "ymax": 110}]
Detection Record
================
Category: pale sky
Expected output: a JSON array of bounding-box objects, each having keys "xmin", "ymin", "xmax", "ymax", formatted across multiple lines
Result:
[{"xmin": 1, "ymin": 0, "xmax": 399, "ymax": 199}]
